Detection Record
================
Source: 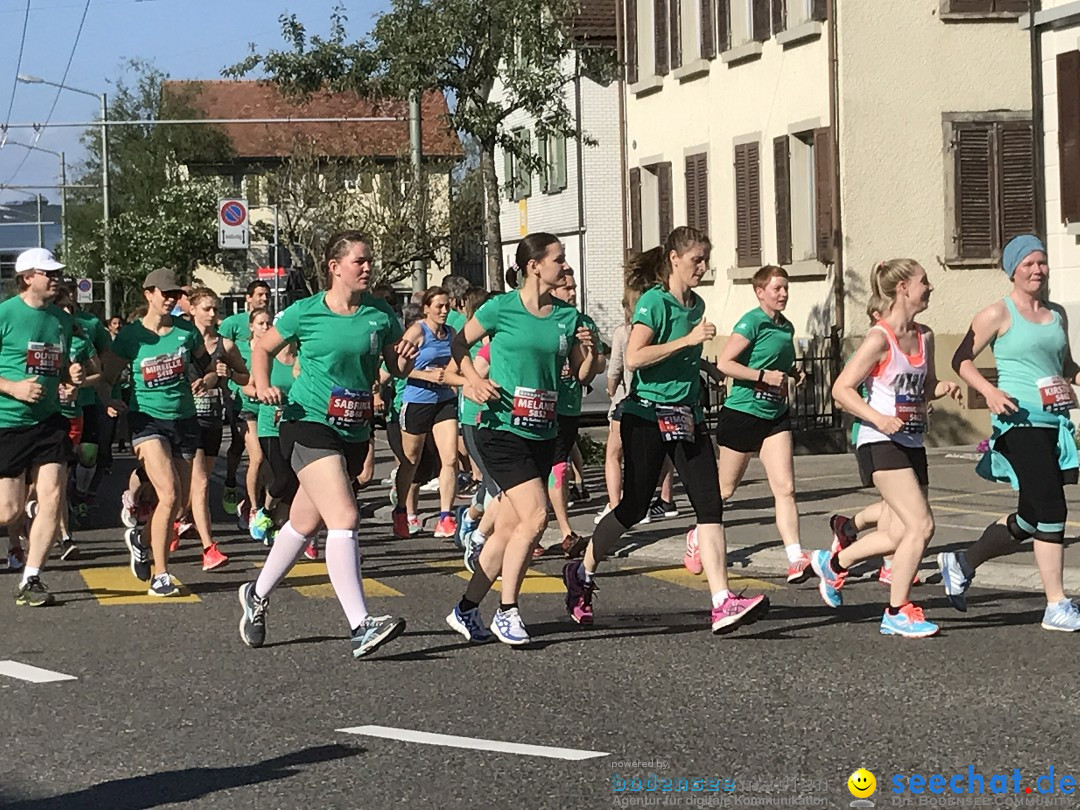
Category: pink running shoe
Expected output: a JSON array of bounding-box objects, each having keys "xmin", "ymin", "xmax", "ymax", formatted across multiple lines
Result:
[
  {"xmin": 684, "ymin": 528, "xmax": 703, "ymax": 576},
  {"xmin": 562, "ymin": 561, "xmax": 597, "ymax": 625},
  {"xmin": 787, "ymin": 552, "xmax": 813, "ymax": 584},
  {"xmin": 878, "ymin": 565, "xmax": 920, "ymax": 586},
  {"xmin": 303, "ymin": 540, "xmax": 318, "ymax": 561},
  {"xmin": 829, "ymin": 514, "xmax": 855, "ymax": 554},
  {"xmin": 711, "ymin": 592, "xmax": 768, "ymax": 634},
  {"xmin": 434, "ymin": 514, "xmax": 457, "ymax": 539}
]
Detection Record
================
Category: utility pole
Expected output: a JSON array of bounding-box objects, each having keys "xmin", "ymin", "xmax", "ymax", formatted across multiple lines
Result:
[
  {"xmin": 36, "ymin": 194, "xmax": 43, "ymax": 247},
  {"xmin": 409, "ymin": 91, "xmax": 426, "ymax": 293},
  {"xmin": 60, "ymin": 151, "xmax": 68, "ymax": 260},
  {"xmin": 101, "ymin": 92, "xmax": 112, "ymax": 318}
]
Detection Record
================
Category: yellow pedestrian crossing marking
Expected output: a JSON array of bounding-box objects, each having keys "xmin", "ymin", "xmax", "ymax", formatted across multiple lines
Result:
[
  {"xmin": 424, "ymin": 559, "xmax": 565, "ymax": 593},
  {"xmin": 256, "ymin": 561, "xmax": 403, "ymax": 598},
  {"xmin": 80, "ymin": 567, "xmax": 201, "ymax": 604}
]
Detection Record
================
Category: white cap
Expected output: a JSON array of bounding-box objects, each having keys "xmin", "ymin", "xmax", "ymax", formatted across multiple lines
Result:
[{"xmin": 15, "ymin": 247, "xmax": 65, "ymax": 274}]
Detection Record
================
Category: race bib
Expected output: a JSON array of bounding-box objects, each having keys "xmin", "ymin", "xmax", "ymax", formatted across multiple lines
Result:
[
  {"xmin": 656, "ymin": 405, "xmax": 694, "ymax": 442},
  {"xmin": 560, "ymin": 359, "xmax": 573, "ymax": 381},
  {"xmin": 753, "ymin": 379, "xmax": 785, "ymax": 404},
  {"xmin": 327, "ymin": 387, "xmax": 372, "ymax": 428},
  {"xmin": 141, "ymin": 351, "xmax": 185, "ymax": 388},
  {"xmin": 26, "ymin": 341, "xmax": 63, "ymax": 377},
  {"xmin": 895, "ymin": 393, "xmax": 927, "ymax": 434},
  {"xmin": 274, "ymin": 407, "xmax": 283, "ymax": 427},
  {"xmin": 1038, "ymin": 376, "xmax": 1076, "ymax": 414},
  {"xmin": 511, "ymin": 386, "xmax": 557, "ymax": 431},
  {"xmin": 194, "ymin": 388, "xmax": 222, "ymax": 418}
]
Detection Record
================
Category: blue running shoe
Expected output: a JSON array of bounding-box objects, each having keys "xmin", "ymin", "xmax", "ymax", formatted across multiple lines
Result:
[
  {"xmin": 452, "ymin": 505, "xmax": 471, "ymax": 551},
  {"xmin": 490, "ymin": 607, "xmax": 531, "ymax": 646},
  {"xmin": 809, "ymin": 549, "xmax": 845, "ymax": 609},
  {"xmin": 880, "ymin": 603, "xmax": 939, "ymax": 637},
  {"xmin": 351, "ymin": 614, "xmax": 407, "ymax": 658},
  {"xmin": 445, "ymin": 604, "xmax": 493, "ymax": 643},
  {"xmin": 936, "ymin": 551, "xmax": 972, "ymax": 612},
  {"xmin": 249, "ymin": 508, "xmax": 273, "ymax": 543},
  {"xmin": 1042, "ymin": 598, "xmax": 1080, "ymax": 632}
]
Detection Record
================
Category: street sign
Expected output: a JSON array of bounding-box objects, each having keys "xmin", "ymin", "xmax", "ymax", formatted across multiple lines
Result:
[
  {"xmin": 75, "ymin": 278, "xmax": 93, "ymax": 305},
  {"xmin": 218, "ymin": 198, "xmax": 249, "ymax": 249}
]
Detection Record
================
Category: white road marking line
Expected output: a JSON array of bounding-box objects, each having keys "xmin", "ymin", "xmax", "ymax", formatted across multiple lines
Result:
[
  {"xmin": 338, "ymin": 725, "xmax": 608, "ymax": 760},
  {"xmin": 0, "ymin": 660, "xmax": 77, "ymax": 683}
]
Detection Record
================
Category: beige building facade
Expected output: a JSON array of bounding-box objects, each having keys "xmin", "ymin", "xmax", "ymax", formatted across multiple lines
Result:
[{"xmin": 623, "ymin": 0, "xmax": 1033, "ymax": 442}]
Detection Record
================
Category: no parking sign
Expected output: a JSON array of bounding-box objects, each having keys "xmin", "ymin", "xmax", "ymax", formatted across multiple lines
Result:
[
  {"xmin": 218, "ymin": 198, "xmax": 249, "ymax": 249},
  {"xmin": 76, "ymin": 278, "xmax": 93, "ymax": 304}
]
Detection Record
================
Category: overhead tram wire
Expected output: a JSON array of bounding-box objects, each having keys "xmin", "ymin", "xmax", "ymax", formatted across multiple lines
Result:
[
  {"xmin": 1, "ymin": 0, "xmax": 32, "ymax": 134},
  {"xmin": 2, "ymin": 0, "xmax": 91, "ymax": 186}
]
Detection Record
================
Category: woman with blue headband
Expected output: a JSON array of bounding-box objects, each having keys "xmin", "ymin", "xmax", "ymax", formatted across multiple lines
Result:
[{"xmin": 941, "ymin": 234, "xmax": 1080, "ymax": 631}]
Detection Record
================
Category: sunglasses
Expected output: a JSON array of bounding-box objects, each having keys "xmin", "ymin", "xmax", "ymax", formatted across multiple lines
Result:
[
  {"xmin": 161, "ymin": 289, "xmax": 184, "ymax": 299},
  {"xmin": 39, "ymin": 269, "xmax": 64, "ymax": 280}
]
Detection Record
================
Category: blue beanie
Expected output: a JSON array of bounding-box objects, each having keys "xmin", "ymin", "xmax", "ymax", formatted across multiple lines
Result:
[{"xmin": 1002, "ymin": 234, "xmax": 1046, "ymax": 279}]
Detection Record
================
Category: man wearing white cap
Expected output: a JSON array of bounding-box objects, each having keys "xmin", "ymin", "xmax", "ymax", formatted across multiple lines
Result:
[{"xmin": 0, "ymin": 248, "xmax": 82, "ymax": 607}]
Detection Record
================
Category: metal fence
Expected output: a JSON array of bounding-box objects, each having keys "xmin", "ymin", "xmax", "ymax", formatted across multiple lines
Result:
[{"xmin": 789, "ymin": 337, "xmax": 843, "ymax": 432}]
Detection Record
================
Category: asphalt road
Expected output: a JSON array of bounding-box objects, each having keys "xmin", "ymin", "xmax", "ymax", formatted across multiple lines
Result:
[{"xmin": 1, "ymin": 439, "xmax": 1078, "ymax": 810}]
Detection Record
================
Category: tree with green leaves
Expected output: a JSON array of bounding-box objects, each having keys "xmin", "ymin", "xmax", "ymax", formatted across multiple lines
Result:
[{"xmin": 228, "ymin": 1, "xmax": 616, "ymax": 289}]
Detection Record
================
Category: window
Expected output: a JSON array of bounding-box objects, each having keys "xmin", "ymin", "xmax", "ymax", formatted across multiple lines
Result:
[
  {"xmin": 344, "ymin": 172, "xmax": 375, "ymax": 194},
  {"xmin": 503, "ymin": 128, "xmax": 532, "ymax": 202},
  {"xmin": 630, "ymin": 162, "xmax": 674, "ymax": 253},
  {"xmin": 734, "ymin": 141, "xmax": 761, "ymax": 267},
  {"xmin": 685, "ymin": 153, "xmax": 709, "ymax": 233},
  {"xmin": 775, "ymin": 0, "xmax": 826, "ymax": 29},
  {"xmin": 723, "ymin": 0, "xmax": 771, "ymax": 49},
  {"xmin": 244, "ymin": 174, "xmax": 262, "ymax": 207},
  {"xmin": 538, "ymin": 132, "xmax": 568, "ymax": 195},
  {"xmin": 626, "ymin": 0, "xmax": 639, "ymax": 82},
  {"xmin": 1057, "ymin": 51, "xmax": 1080, "ymax": 225},
  {"xmin": 940, "ymin": 0, "xmax": 1028, "ymax": 15},
  {"xmin": 774, "ymin": 128, "xmax": 832, "ymax": 265},
  {"xmin": 948, "ymin": 116, "xmax": 1035, "ymax": 260}
]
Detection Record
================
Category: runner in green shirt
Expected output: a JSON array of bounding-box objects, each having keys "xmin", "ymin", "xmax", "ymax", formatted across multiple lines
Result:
[
  {"xmin": 446, "ymin": 232, "xmax": 595, "ymax": 647},
  {"xmin": 714, "ymin": 265, "xmax": 811, "ymax": 585},
  {"xmin": 239, "ymin": 230, "xmax": 418, "ymax": 660},
  {"xmin": 0, "ymin": 249, "xmax": 79, "ymax": 608},
  {"xmin": 575, "ymin": 228, "xmax": 768, "ymax": 637},
  {"xmin": 251, "ymin": 343, "xmax": 299, "ymax": 548}
]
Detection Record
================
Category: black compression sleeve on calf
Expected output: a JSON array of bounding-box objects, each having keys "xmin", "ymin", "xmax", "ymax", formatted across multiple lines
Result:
[
  {"xmin": 451, "ymin": 328, "xmax": 470, "ymax": 366},
  {"xmin": 1006, "ymin": 513, "xmax": 1033, "ymax": 541}
]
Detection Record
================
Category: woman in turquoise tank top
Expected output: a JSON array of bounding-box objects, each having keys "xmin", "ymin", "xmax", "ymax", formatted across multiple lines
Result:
[{"xmin": 943, "ymin": 235, "xmax": 1080, "ymax": 631}]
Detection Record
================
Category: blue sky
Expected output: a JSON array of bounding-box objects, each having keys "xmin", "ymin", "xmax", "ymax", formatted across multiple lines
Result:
[{"xmin": 0, "ymin": 0, "xmax": 390, "ymax": 204}]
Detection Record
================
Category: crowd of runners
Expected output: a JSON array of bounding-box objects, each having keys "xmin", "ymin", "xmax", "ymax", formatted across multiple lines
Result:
[{"xmin": 1, "ymin": 226, "xmax": 1078, "ymax": 659}]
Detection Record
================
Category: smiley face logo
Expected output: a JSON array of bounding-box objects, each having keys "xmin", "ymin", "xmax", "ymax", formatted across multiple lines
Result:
[{"xmin": 848, "ymin": 768, "xmax": 876, "ymax": 798}]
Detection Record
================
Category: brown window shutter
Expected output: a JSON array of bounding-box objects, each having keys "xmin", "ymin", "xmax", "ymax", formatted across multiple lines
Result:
[
  {"xmin": 954, "ymin": 123, "xmax": 995, "ymax": 260},
  {"xmin": 997, "ymin": 120, "xmax": 1036, "ymax": 247},
  {"xmin": 810, "ymin": 0, "xmax": 827, "ymax": 22},
  {"xmin": 949, "ymin": 0, "xmax": 994, "ymax": 12},
  {"xmin": 626, "ymin": 0, "xmax": 639, "ymax": 84},
  {"xmin": 654, "ymin": 0, "xmax": 669, "ymax": 75},
  {"xmin": 716, "ymin": 0, "xmax": 730, "ymax": 52},
  {"xmin": 700, "ymin": 0, "xmax": 716, "ymax": 58},
  {"xmin": 813, "ymin": 127, "xmax": 833, "ymax": 264},
  {"xmin": 658, "ymin": 161, "xmax": 674, "ymax": 239},
  {"xmin": 993, "ymin": 0, "xmax": 1028, "ymax": 12},
  {"xmin": 772, "ymin": 0, "xmax": 786, "ymax": 34},
  {"xmin": 735, "ymin": 143, "xmax": 762, "ymax": 267},
  {"xmin": 685, "ymin": 155, "xmax": 699, "ymax": 231},
  {"xmin": 630, "ymin": 168, "xmax": 643, "ymax": 254},
  {"xmin": 774, "ymin": 135, "xmax": 792, "ymax": 266},
  {"xmin": 752, "ymin": 0, "xmax": 771, "ymax": 42},
  {"xmin": 697, "ymin": 154, "xmax": 709, "ymax": 234},
  {"xmin": 670, "ymin": 0, "xmax": 682, "ymax": 70},
  {"xmin": 1058, "ymin": 52, "xmax": 1080, "ymax": 224}
]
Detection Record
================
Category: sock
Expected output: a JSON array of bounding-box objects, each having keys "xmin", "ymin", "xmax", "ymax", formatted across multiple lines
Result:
[
  {"xmin": 711, "ymin": 589, "xmax": 731, "ymax": 608},
  {"xmin": 255, "ymin": 521, "xmax": 309, "ymax": 598},
  {"xmin": 881, "ymin": 558, "xmax": 893, "ymax": 571},
  {"xmin": 225, "ymin": 477, "xmax": 237, "ymax": 488},
  {"xmin": 20, "ymin": 566, "xmax": 41, "ymax": 587},
  {"xmin": 499, "ymin": 602, "xmax": 518, "ymax": 612},
  {"xmin": 459, "ymin": 597, "xmax": 479, "ymax": 613},
  {"xmin": 957, "ymin": 550, "xmax": 975, "ymax": 579},
  {"xmin": 474, "ymin": 530, "xmax": 487, "ymax": 545},
  {"xmin": 886, "ymin": 603, "xmax": 909, "ymax": 616},
  {"xmin": 784, "ymin": 543, "xmax": 804, "ymax": 563},
  {"xmin": 408, "ymin": 513, "xmax": 418, "ymax": 521},
  {"xmin": 576, "ymin": 562, "xmax": 595, "ymax": 583},
  {"xmin": 830, "ymin": 553, "xmax": 847, "ymax": 575},
  {"xmin": 439, "ymin": 511, "xmax": 451, "ymax": 520},
  {"xmin": 843, "ymin": 522, "xmax": 858, "ymax": 540},
  {"xmin": 325, "ymin": 529, "xmax": 369, "ymax": 629},
  {"xmin": 393, "ymin": 506, "xmax": 405, "ymax": 515}
]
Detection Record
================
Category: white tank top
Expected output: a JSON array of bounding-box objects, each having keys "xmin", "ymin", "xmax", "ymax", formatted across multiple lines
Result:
[{"xmin": 855, "ymin": 321, "xmax": 928, "ymax": 449}]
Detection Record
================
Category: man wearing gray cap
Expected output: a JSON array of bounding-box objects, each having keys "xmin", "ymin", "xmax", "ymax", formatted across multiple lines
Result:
[{"xmin": 0, "ymin": 248, "xmax": 82, "ymax": 607}]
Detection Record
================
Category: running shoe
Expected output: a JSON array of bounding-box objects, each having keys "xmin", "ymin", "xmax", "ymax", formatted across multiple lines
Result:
[
  {"xmin": 828, "ymin": 514, "xmax": 855, "ymax": 553},
  {"xmin": 877, "ymin": 564, "xmax": 920, "ymax": 587},
  {"xmin": 351, "ymin": 614, "xmax": 407, "ymax": 658},
  {"xmin": 419, "ymin": 478, "xmax": 440, "ymax": 493},
  {"xmin": 222, "ymin": 486, "xmax": 239, "ymax": 516},
  {"xmin": 684, "ymin": 528, "xmax": 703, "ymax": 576},
  {"xmin": 120, "ymin": 490, "xmax": 138, "ymax": 529},
  {"xmin": 787, "ymin": 552, "xmax": 813, "ymax": 585},
  {"xmin": 638, "ymin": 509, "xmax": 651, "ymax": 525},
  {"xmin": 148, "ymin": 573, "xmax": 180, "ymax": 597},
  {"xmin": 936, "ymin": 551, "xmax": 972, "ymax": 612},
  {"xmin": 236, "ymin": 499, "xmax": 251, "ymax": 533},
  {"xmin": 880, "ymin": 603, "xmax": 939, "ymax": 638},
  {"xmin": 249, "ymin": 508, "xmax": 273, "ymax": 543},
  {"xmin": 490, "ymin": 607, "xmax": 531, "ymax": 646},
  {"xmin": 563, "ymin": 561, "xmax": 597, "ymax": 625},
  {"xmin": 463, "ymin": 531, "xmax": 484, "ymax": 574},
  {"xmin": 58, "ymin": 535, "xmax": 77, "ymax": 561},
  {"xmin": 453, "ymin": 505, "xmax": 474, "ymax": 551},
  {"xmin": 15, "ymin": 576, "xmax": 54, "ymax": 607},
  {"xmin": 24, "ymin": 499, "xmax": 38, "ymax": 520},
  {"xmin": 433, "ymin": 513, "xmax": 457, "ymax": 539},
  {"xmin": 810, "ymin": 549, "xmax": 846, "ymax": 608},
  {"xmin": 594, "ymin": 504, "xmax": 613, "ymax": 525},
  {"xmin": 710, "ymin": 592, "xmax": 768, "ymax": 633},
  {"xmin": 238, "ymin": 582, "xmax": 269, "ymax": 647},
  {"xmin": 569, "ymin": 483, "xmax": 591, "ymax": 503},
  {"xmin": 202, "ymin": 543, "xmax": 229, "ymax": 571},
  {"xmin": 70, "ymin": 500, "xmax": 89, "ymax": 527},
  {"xmin": 124, "ymin": 528, "xmax": 152, "ymax": 582},
  {"xmin": 389, "ymin": 481, "xmax": 398, "ymax": 508},
  {"xmin": 1042, "ymin": 599, "xmax": 1080, "ymax": 632},
  {"xmin": 532, "ymin": 541, "xmax": 547, "ymax": 559},
  {"xmin": 445, "ymin": 605, "xmax": 493, "ymax": 643},
  {"xmin": 7, "ymin": 546, "xmax": 26, "ymax": 572},
  {"xmin": 303, "ymin": 539, "xmax": 319, "ymax": 561},
  {"xmin": 169, "ymin": 522, "xmax": 182, "ymax": 553},
  {"xmin": 176, "ymin": 515, "xmax": 195, "ymax": 537},
  {"xmin": 380, "ymin": 467, "xmax": 398, "ymax": 487},
  {"xmin": 407, "ymin": 515, "xmax": 422, "ymax": 536},
  {"xmin": 561, "ymin": 532, "xmax": 589, "ymax": 560},
  {"xmin": 648, "ymin": 497, "xmax": 678, "ymax": 520},
  {"xmin": 392, "ymin": 508, "xmax": 409, "ymax": 539}
]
